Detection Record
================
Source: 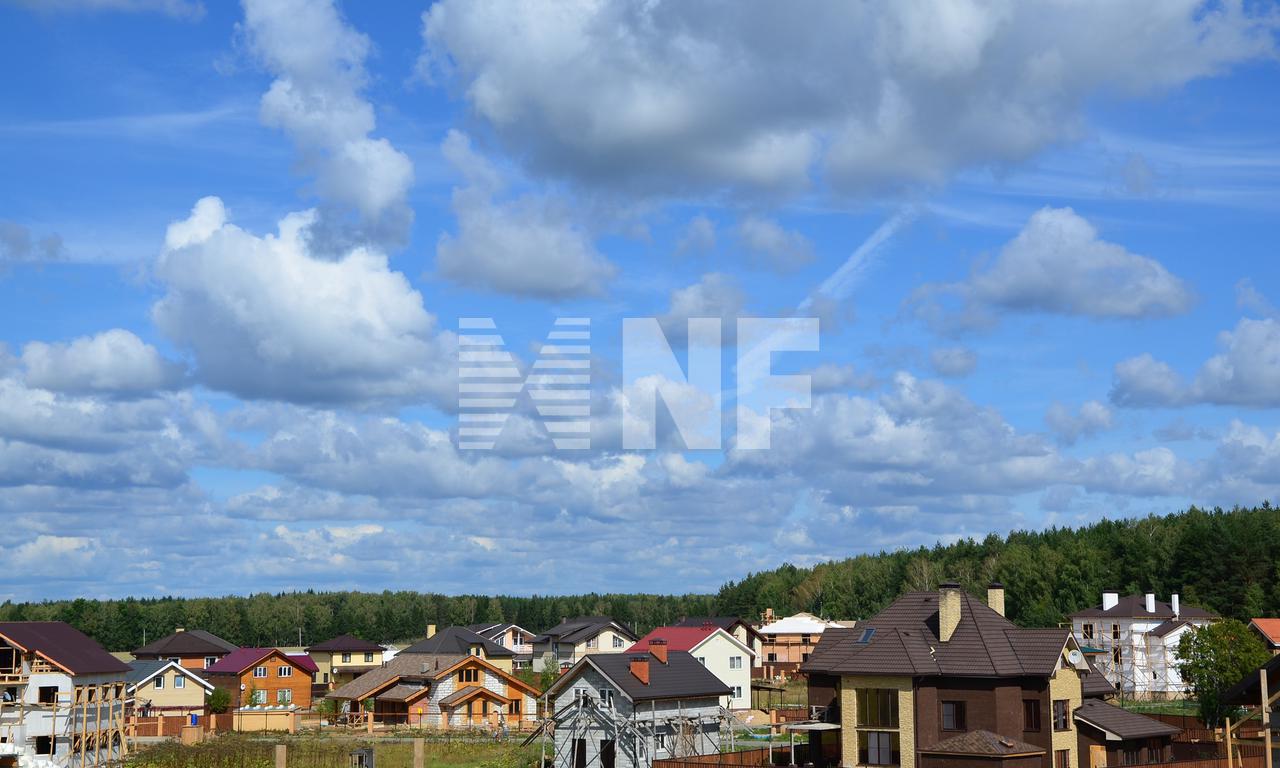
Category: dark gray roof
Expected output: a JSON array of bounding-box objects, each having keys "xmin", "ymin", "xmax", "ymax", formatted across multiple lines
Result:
[
  {"xmin": 1069, "ymin": 595, "xmax": 1216, "ymax": 620},
  {"xmin": 803, "ymin": 591, "xmax": 1071, "ymax": 678},
  {"xmin": 132, "ymin": 629, "xmax": 238, "ymax": 658},
  {"xmin": 305, "ymin": 634, "xmax": 384, "ymax": 653},
  {"xmin": 920, "ymin": 730, "xmax": 1045, "ymax": 757},
  {"xmin": 551, "ymin": 650, "xmax": 729, "ymax": 703},
  {"xmin": 536, "ymin": 617, "xmax": 636, "ymax": 645},
  {"xmin": 1082, "ymin": 656, "xmax": 1117, "ymax": 698},
  {"xmin": 1074, "ymin": 700, "xmax": 1181, "ymax": 739},
  {"xmin": 402, "ymin": 626, "xmax": 514, "ymax": 657},
  {"xmin": 125, "ymin": 659, "xmax": 211, "ymax": 690},
  {"xmin": 0, "ymin": 621, "xmax": 131, "ymax": 676}
]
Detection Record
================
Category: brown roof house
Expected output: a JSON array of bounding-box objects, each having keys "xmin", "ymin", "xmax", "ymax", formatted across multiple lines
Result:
[
  {"xmin": 131, "ymin": 627, "xmax": 238, "ymax": 671},
  {"xmin": 305, "ymin": 634, "xmax": 386, "ymax": 690},
  {"xmin": 803, "ymin": 582, "xmax": 1179, "ymax": 768},
  {"xmin": 543, "ymin": 639, "xmax": 731, "ymax": 768},
  {"xmin": 0, "ymin": 621, "xmax": 132, "ymax": 766}
]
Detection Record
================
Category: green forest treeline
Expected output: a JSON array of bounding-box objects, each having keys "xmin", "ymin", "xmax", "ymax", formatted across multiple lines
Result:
[{"xmin": 4, "ymin": 504, "xmax": 1276, "ymax": 651}]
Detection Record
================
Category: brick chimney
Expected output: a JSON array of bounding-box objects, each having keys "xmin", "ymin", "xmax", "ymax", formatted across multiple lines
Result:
[
  {"xmin": 426, "ymin": 624, "xmax": 436, "ymax": 639},
  {"xmin": 939, "ymin": 582, "xmax": 962, "ymax": 642},
  {"xmin": 629, "ymin": 654, "xmax": 650, "ymax": 685},
  {"xmin": 650, "ymin": 638, "xmax": 669, "ymax": 664},
  {"xmin": 986, "ymin": 582, "xmax": 1006, "ymax": 617}
]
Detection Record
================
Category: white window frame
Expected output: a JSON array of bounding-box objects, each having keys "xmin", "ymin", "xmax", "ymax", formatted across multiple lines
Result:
[
  {"xmin": 174, "ymin": 675, "xmax": 185, "ymax": 689},
  {"xmin": 341, "ymin": 653, "xmax": 352, "ymax": 663},
  {"xmin": 251, "ymin": 689, "xmax": 267, "ymax": 705},
  {"xmin": 729, "ymin": 656, "xmax": 742, "ymax": 669},
  {"xmin": 364, "ymin": 652, "xmax": 374, "ymax": 663},
  {"xmin": 600, "ymin": 688, "xmax": 614, "ymax": 708},
  {"xmin": 277, "ymin": 688, "xmax": 292, "ymax": 705},
  {"xmin": 153, "ymin": 676, "xmax": 164, "ymax": 690},
  {"xmin": 253, "ymin": 666, "xmax": 267, "ymax": 679},
  {"xmin": 278, "ymin": 666, "xmax": 293, "ymax": 678},
  {"xmin": 612, "ymin": 636, "xmax": 625, "ymax": 648},
  {"xmin": 204, "ymin": 656, "xmax": 217, "ymax": 669}
]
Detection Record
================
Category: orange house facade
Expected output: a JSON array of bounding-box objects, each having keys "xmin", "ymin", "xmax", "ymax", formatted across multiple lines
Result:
[{"xmin": 204, "ymin": 648, "xmax": 315, "ymax": 710}]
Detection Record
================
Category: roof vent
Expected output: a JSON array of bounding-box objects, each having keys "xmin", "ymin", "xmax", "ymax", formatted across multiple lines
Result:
[{"xmin": 999, "ymin": 740, "xmax": 1014, "ymax": 748}]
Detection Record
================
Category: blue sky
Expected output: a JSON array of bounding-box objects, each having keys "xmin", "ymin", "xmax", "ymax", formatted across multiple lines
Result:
[{"xmin": 1, "ymin": 0, "xmax": 1279, "ymax": 601}]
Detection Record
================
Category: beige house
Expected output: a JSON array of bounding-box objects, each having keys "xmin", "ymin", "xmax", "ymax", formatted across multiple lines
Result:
[
  {"xmin": 126, "ymin": 659, "xmax": 214, "ymax": 717},
  {"xmin": 398, "ymin": 626, "xmax": 516, "ymax": 673},
  {"xmin": 304, "ymin": 634, "xmax": 385, "ymax": 690},
  {"xmin": 531, "ymin": 616, "xmax": 638, "ymax": 671}
]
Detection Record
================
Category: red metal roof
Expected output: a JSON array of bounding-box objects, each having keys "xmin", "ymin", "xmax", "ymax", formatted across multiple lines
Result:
[
  {"xmin": 1252, "ymin": 618, "xmax": 1280, "ymax": 645},
  {"xmin": 204, "ymin": 647, "xmax": 314, "ymax": 675},
  {"xmin": 628, "ymin": 626, "xmax": 718, "ymax": 653}
]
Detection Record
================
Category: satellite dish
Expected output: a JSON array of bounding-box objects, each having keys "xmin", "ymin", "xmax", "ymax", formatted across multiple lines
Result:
[
  {"xmin": 1068, "ymin": 649, "xmax": 1083, "ymax": 666},
  {"xmin": 240, "ymin": 684, "xmax": 247, "ymax": 691}
]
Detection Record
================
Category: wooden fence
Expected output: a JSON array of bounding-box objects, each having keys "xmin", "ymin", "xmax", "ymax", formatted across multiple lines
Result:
[{"xmin": 653, "ymin": 745, "xmax": 804, "ymax": 768}]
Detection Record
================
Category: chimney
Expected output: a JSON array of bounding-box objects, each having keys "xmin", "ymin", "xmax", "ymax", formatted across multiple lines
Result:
[
  {"xmin": 650, "ymin": 638, "xmax": 669, "ymax": 664},
  {"xmin": 1145, "ymin": 593, "xmax": 1156, "ymax": 614},
  {"xmin": 939, "ymin": 582, "xmax": 962, "ymax": 643},
  {"xmin": 1102, "ymin": 591, "xmax": 1119, "ymax": 611},
  {"xmin": 629, "ymin": 654, "xmax": 650, "ymax": 685},
  {"xmin": 1171, "ymin": 594, "xmax": 1180, "ymax": 618},
  {"xmin": 426, "ymin": 624, "xmax": 437, "ymax": 639},
  {"xmin": 987, "ymin": 582, "xmax": 1006, "ymax": 617}
]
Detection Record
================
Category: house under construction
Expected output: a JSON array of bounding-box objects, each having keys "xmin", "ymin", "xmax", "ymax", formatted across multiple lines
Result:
[
  {"xmin": 537, "ymin": 641, "xmax": 732, "ymax": 768},
  {"xmin": 0, "ymin": 622, "xmax": 131, "ymax": 767},
  {"xmin": 1068, "ymin": 591, "xmax": 1217, "ymax": 699}
]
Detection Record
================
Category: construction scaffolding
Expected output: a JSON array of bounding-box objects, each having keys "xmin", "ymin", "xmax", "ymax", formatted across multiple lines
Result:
[
  {"xmin": 0, "ymin": 663, "xmax": 128, "ymax": 766},
  {"xmin": 1076, "ymin": 622, "xmax": 1187, "ymax": 701}
]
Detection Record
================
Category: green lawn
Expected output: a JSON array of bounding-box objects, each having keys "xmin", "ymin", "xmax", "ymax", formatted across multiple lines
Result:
[
  {"xmin": 127, "ymin": 733, "xmax": 541, "ymax": 768},
  {"xmin": 1115, "ymin": 698, "xmax": 1200, "ymax": 716}
]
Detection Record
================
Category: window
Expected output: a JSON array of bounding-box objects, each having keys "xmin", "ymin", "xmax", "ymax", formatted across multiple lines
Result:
[
  {"xmin": 153, "ymin": 676, "xmax": 165, "ymax": 690},
  {"xmin": 729, "ymin": 656, "xmax": 743, "ymax": 670},
  {"xmin": 1112, "ymin": 624, "xmax": 1121, "ymax": 640},
  {"xmin": 858, "ymin": 731, "xmax": 900, "ymax": 766},
  {"xmin": 586, "ymin": 637, "xmax": 598, "ymax": 649},
  {"xmin": 511, "ymin": 699, "xmax": 521, "ymax": 714},
  {"xmin": 1023, "ymin": 699, "xmax": 1041, "ymax": 731},
  {"xmin": 277, "ymin": 689, "xmax": 292, "ymax": 705},
  {"xmin": 732, "ymin": 686, "xmax": 742, "ymax": 699},
  {"xmin": 341, "ymin": 653, "xmax": 352, "ymax": 663},
  {"xmin": 767, "ymin": 653, "xmax": 777, "ymax": 663},
  {"xmin": 174, "ymin": 675, "xmax": 185, "ymax": 689},
  {"xmin": 251, "ymin": 689, "xmax": 267, "ymax": 705},
  {"xmin": 204, "ymin": 656, "xmax": 217, "ymax": 669},
  {"xmin": 1056, "ymin": 750, "xmax": 1071, "ymax": 768},
  {"xmin": 1053, "ymin": 700, "xmax": 1069, "ymax": 731},
  {"xmin": 37, "ymin": 686, "xmax": 58, "ymax": 705},
  {"xmin": 323, "ymin": 673, "xmax": 329, "ymax": 683},
  {"xmin": 856, "ymin": 689, "xmax": 899, "ymax": 728},
  {"xmin": 253, "ymin": 666, "xmax": 267, "ymax": 679},
  {"xmin": 801, "ymin": 652, "xmax": 810, "ymax": 663},
  {"xmin": 1113, "ymin": 647, "xmax": 1122, "ymax": 665},
  {"xmin": 613, "ymin": 636, "xmax": 626, "ymax": 649},
  {"xmin": 35, "ymin": 736, "xmax": 54, "ymax": 755},
  {"xmin": 941, "ymin": 701, "xmax": 966, "ymax": 731},
  {"xmin": 459, "ymin": 668, "xmax": 479, "ymax": 683},
  {"xmin": 278, "ymin": 665, "xmax": 293, "ymax": 677},
  {"xmin": 364, "ymin": 652, "xmax": 374, "ymax": 663},
  {"xmin": 655, "ymin": 733, "xmax": 666, "ymax": 751},
  {"xmin": 1082, "ymin": 624, "xmax": 1094, "ymax": 640},
  {"xmin": 600, "ymin": 688, "xmax": 614, "ymax": 708},
  {"xmin": 801, "ymin": 634, "xmax": 812, "ymax": 644}
]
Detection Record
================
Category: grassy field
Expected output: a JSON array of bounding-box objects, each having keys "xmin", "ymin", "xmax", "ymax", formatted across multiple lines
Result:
[
  {"xmin": 127, "ymin": 733, "xmax": 541, "ymax": 768},
  {"xmin": 1116, "ymin": 698, "xmax": 1200, "ymax": 716}
]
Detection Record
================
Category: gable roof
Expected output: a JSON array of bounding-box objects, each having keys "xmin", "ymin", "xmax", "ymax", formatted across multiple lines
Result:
[
  {"xmin": 1250, "ymin": 619, "xmax": 1280, "ymax": 647},
  {"xmin": 1081, "ymin": 656, "xmax": 1117, "ymax": 698},
  {"xmin": 204, "ymin": 648, "xmax": 311, "ymax": 676},
  {"xmin": 803, "ymin": 591, "xmax": 1079, "ymax": 679},
  {"xmin": 1074, "ymin": 699, "xmax": 1181, "ymax": 739},
  {"xmin": 629, "ymin": 626, "xmax": 754, "ymax": 657},
  {"xmin": 1150, "ymin": 619, "xmax": 1194, "ymax": 638},
  {"xmin": 467, "ymin": 622, "xmax": 531, "ymax": 640},
  {"xmin": 125, "ymin": 659, "xmax": 214, "ymax": 692},
  {"xmin": 327, "ymin": 653, "xmax": 467, "ymax": 702},
  {"xmin": 132, "ymin": 629, "xmax": 238, "ymax": 657},
  {"xmin": 675, "ymin": 617, "xmax": 766, "ymax": 643},
  {"xmin": 402, "ymin": 626, "xmax": 514, "ymax": 657},
  {"xmin": 920, "ymin": 730, "xmax": 1045, "ymax": 757},
  {"xmin": 0, "ymin": 621, "xmax": 130, "ymax": 676},
  {"xmin": 550, "ymin": 650, "xmax": 730, "ymax": 703},
  {"xmin": 304, "ymin": 634, "xmax": 384, "ymax": 654},
  {"xmin": 1069, "ymin": 595, "xmax": 1217, "ymax": 620},
  {"xmin": 536, "ymin": 616, "xmax": 636, "ymax": 645}
]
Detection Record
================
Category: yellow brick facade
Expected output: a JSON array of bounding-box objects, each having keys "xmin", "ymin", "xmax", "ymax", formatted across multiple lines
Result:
[
  {"xmin": 1049, "ymin": 654, "xmax": 1084, "ymax": 768},
  {"xmin": 840, "ymin": 675, "xmax": 915, "ymax": 768}
]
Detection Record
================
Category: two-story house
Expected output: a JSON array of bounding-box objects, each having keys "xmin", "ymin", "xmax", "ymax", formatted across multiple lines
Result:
[
  {"xmin": 125, "ymin": 659, "xmax": 215, "ymax": 720},
  {"xmin": 1069, "ymin": 592, "xmax": 1216, "ymax": 698},
  {"xmin": 0, "ymin": 621, "xmax": 131, "ymax": 767},
  {"xmin": 759, "ymin": 611, "xmax": 852, "ymax": 680},
  {"xmin": 532, "ymin": 617, "xmax": 638, "ymax": 672},
  {"xmin": 629, "ymin": 625, "xmax": 755, "ymax": 710},
  {"xmin": 467, "ymin": 623, "xmax": 536, "ymax": 670},
  {"xmin": 675, "ymin": 616, "xmax": 766, "ymax": 671},
  {"xmin": 203, "ymin": 648, "xmax": 315, "ymax": 710},
  {"xmin": 326, "ymin": 652, "xmax": 540, "ymax": 728},
  {"xmin": 803, "ymin": 582, "xmax": 1177, "ymax": 768},
  {"xmin": 545, "ymin": 640, "xmax": 731, "ymax": 768},
  {"xmin": 400, "ymin": 626, "xmax": 516, "ymax": 673},
  {"xmin": 130, "ymin": 627, "xmax": 238, "ymax": 672},
  {"xmin": 304, "ymin": 634, "xmax": 385, "ymax": 689}
]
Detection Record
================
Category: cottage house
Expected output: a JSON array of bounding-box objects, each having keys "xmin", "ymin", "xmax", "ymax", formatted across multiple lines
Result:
[
  {"xmin": 675, "ymin": 617, "xmax": 766, "ymax": 670},
  {"xmin": 0, "ymin": 621, "xmax": 130, "ymax": 767},
  {"xmin": 400, "ymin": 626, "xmax": 517, "ymax": 672},
  {"xmin": 202, "ymin": 648, "xmax": 314, "ymax": 710},
  {"xmin": 544, "ymin": 640, "xmax": 731, "ymax": 768},
  {"xmin": 304, "ymin": 634, "xmax": 385, "ymax": 689},
  {"xmin": 803, "ymin": 582, "xmax": 1180, "ymax": 768},
  {"xmin": 531, "ymin": 617, "xmax": 638, "ymax": 672},
  {"xmin": 1069, "ymin": 592, "xmax": 1216, "ymax": 698},
  {"xmin": 326, "ymin": 652, "xmax": 539, "ymax": 728},
  {"xmin": 468, "ymin": 623, "xmax": 536, "ymax": 670},
  {"xmin": 629, "ymin": 625, "xmax": 755, "ymax": 710},
  {"xmin": 130, "ymin": 628, "xmax": 238, "ymax": 672},
  {"xmin": 124, "ymin": 659, "xmax": 214, "ymax": 720}
]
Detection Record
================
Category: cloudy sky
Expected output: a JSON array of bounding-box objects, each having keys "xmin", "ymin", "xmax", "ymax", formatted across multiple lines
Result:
[{"xmin": 1, "ymin": 0, "xmax": 1279, "ymax": 601}]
